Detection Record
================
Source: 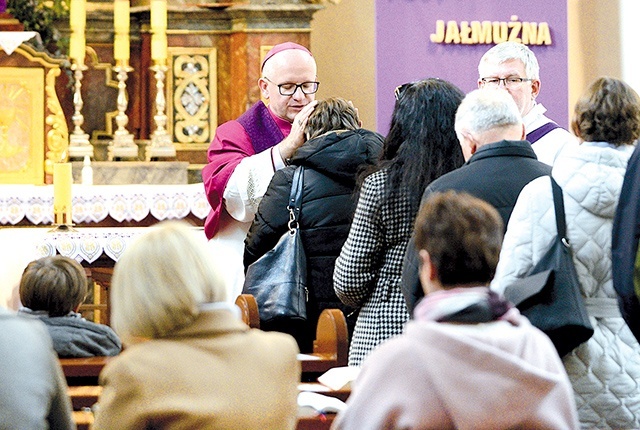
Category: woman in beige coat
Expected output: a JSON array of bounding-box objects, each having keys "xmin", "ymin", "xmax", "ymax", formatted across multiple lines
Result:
[{"xmin": 93, "ymin": 221, "xmax": 301, "ymax": 429}]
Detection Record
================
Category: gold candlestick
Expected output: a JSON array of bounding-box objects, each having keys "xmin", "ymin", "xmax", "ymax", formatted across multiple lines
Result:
[
  {"xmin": 68, "ymin": 61, "xmax": 93, "ymax": 159},
  {"xmin": 107, "ymin": 62, "xmax": 138, "ymax": 160},
  {"xmin": 145, "ymin": 63, "xmax": 175, "ymax": 161}
]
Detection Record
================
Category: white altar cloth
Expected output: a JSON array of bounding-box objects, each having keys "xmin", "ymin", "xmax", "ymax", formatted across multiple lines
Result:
[{"xmin": 0, "ymin": 183, "xmax": 210, "ymax": 225}]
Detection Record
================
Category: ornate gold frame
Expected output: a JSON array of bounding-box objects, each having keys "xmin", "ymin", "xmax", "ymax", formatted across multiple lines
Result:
[
  {"xmin": 166, "ymin": 47, "xmax": 217, "ymax": 147},
  {"xmin": 0, "ymin": 45, "xmax": 68, "ymax": 184}
]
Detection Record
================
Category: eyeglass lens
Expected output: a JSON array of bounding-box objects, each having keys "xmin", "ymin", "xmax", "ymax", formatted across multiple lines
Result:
[
  {"xmin": 278, "ymin": 82, "xmax": 319, "ymax": 96},
  {"xmin": 481, "ymin": 77, "xmax": 531, "ymax": 88}
]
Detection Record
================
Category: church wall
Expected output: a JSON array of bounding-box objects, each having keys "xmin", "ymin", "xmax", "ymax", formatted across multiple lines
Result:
[{"xmin": 312, "ymin": 0, "xmax": 634, "ymax": 133}]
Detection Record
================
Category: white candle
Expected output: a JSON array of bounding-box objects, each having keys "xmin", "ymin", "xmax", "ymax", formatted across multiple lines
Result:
[
  {"xmin": 69, "ymin": 32, "xmax": 85, "ymax": 65},
  {"xmin": 113, "ymin": 0, "xmax": 130, "ymax": 63},
  {"xmin": 69, "ymin": 0, "xmax": 86, "ymax": 31},
  {"xmin": 53, "ymin": 163, "xmax": 73, "ymax": 224}
]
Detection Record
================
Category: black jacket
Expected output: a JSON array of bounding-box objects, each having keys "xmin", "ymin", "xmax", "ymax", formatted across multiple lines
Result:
[
  {"xmin": 244, "ymin": 128, "xmax": 383, "ymax": 351},
  {"xmin": 612, "ymin": 142, "xmax": 640, "ymax": 342},
  {"xmin": 401, "ymin": 140, "xmax": 551, "ymax": 314}
]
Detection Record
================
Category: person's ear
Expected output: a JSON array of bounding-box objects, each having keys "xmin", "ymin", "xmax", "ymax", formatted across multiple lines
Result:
[
  {"xmin": 419, "ymin": 250, "xmax": 438, "ymax": 281},
  {"xmin": 531, "ymin": 79, "xmax": 541, "ymax": 100},
  {"xmin": 258, "ymin": 77, "xmax": 270, "ymax": 99},
  {"xmin": 463, "ymin": 132, "xmax": 478, "ymax": 155}
]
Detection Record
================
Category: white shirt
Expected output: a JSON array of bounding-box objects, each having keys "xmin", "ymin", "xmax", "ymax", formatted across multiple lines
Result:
[{"xmin": 523, "ymin": 103, "xmax": 578, "ymax": 166}]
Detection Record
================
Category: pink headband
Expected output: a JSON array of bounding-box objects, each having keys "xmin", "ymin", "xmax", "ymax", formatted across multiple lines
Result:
[{"xmin": 261, "ymin": 42, "xmax": 313, "ymax": 71}]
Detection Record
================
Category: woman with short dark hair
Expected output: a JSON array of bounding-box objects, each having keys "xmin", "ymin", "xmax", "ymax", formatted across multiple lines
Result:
[{"xmin": 244, "ymin": 97, "xmax": 383, "ymax": 352}]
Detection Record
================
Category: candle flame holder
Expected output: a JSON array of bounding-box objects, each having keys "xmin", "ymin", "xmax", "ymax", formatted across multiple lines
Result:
[
  {"xmin": 68, "ymin": 61, "xmax": 94, "ymax": 159},
  {"xmin": 108, "ymin": 62, "xmax": 138, "ymax": 160},
  {"xmin": 145, "ymin": 63, "xmax": 176, "ymax": 161},
  {"xmin": 51, "ymin": 199, "xmax": 76, "ymax": 232}
]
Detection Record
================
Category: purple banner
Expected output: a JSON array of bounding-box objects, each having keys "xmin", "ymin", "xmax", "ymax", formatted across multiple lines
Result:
[{"xmin": 376, "ymin": 1, "xmax": 568, "ymax": 135}]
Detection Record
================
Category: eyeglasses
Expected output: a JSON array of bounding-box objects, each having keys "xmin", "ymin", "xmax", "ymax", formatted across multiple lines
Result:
[
  {"xmin": 480, "ymin": 77, "xmax": 534, "ymax": 89},
  {"xmin": 263, "ymin": 76, "xmax": 320, "ymax": 96}
]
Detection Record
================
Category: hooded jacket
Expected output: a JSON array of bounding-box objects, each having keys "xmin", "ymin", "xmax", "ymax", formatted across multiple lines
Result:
[
  {"xmin": 492, "ymin": 142, "xmax": 640, "ymax": 429},
  {"xmin": 244, "ymin": 128, "xmax": 383, "ymax": 351},
  {"xmin": 333, "ymin": 306, "xmax": 578, "ymax": 430}
]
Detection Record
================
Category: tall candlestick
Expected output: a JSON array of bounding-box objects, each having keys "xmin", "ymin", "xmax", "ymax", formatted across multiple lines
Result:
[
  {"xmin": 53, "ymin": 163, "xmax": 73, "ymax": 225},
  {"xmin": 151, "ymin": 0, "xmax": 167, "ymax": 63},
  {"xmin": 69, "ymin": 0, "xmax": 86, "ymax": 31},
  {"xmin": 150, "ymin": 0, "xmax": 167, "ymax": 32},
  {"xmin": 114, "ymin": 0, "xmax": 130, "ymax": 32},
  {"xmin": 113, "ymin": 0, "xmax": 130, "ymax": 62},
  {"xmin": 114, "ymin": 34, "xmax": 129, "ymax": 62},
  {"xmin": 69, "ymin": 32, "xmax": 86, "ymax": 65},
  {"xmin": 151, "ymin": 33, "xmax": 167, "ymax": 62}
]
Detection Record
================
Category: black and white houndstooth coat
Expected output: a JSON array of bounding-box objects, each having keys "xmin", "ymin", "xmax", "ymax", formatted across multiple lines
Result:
[{"xmin": 333, "ymin": 168, "xmax": 412, "ymax": 366}]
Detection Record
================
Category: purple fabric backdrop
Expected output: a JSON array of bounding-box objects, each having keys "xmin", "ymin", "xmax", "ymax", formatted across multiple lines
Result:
[{"xmin": 375, "ymin": 1, "xmax": 568, "ymax": 135}]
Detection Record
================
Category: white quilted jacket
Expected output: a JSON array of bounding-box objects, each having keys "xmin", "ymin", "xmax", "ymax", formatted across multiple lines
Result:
[{"xmin": 492, "ymin": 142, "xmax": 640, "ymax": 429}]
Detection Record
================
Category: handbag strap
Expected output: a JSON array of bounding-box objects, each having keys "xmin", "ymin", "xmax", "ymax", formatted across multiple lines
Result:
[
  {"xmin": 550, "ymin": 176, "xmax": 568, "ymax": 241},
  {"xmin": 287, "ymin": 166, "xmax": 304, "ymax": 231}
]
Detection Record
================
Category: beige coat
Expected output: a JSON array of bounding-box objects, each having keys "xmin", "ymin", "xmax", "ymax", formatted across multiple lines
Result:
[{"xmin": 93, "ymin": 308, "xmax": 300, "ymax": 429}]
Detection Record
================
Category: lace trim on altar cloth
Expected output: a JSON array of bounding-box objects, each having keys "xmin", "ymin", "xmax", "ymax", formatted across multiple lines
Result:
[{"xmin": 0, "ymin": 183, "xmax": 210, "ymax": 226}]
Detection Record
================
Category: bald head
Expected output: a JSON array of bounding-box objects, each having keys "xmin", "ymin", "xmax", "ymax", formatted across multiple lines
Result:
[{"xmin": 261, "ymin": 49, "xmax": 317, "ymax": 81}]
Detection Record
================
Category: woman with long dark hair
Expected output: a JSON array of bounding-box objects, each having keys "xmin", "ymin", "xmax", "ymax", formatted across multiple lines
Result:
[{"xmin": 334, "ymin": 78, "xmax": 465, "ymax": 366}]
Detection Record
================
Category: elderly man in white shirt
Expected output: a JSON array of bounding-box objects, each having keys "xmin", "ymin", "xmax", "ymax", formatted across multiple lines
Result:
[{"xmin": 478, "ymin": 41, "xmax": 576, "ymax": 165}]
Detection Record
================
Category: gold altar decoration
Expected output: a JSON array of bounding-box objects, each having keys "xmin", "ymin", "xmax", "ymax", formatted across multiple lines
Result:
[
  {"xmin": 0, "ymin": 43, "xmax": 68, "ymax": 184},
  {"xmin": 167, "ymin": 47, "xmax": 217, "ymax": 149}
]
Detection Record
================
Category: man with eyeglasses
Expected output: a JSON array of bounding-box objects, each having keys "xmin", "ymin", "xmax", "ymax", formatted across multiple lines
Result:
[
  {"xmin": 478, "ymin": 41, "xmax": 576, "ymax": 165},
  {"xmin": 202, "ymin": 42, "xmax": 318, "ymax": 298}
]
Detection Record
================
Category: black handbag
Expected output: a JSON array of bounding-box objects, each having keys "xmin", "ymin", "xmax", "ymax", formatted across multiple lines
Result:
[
  {"xmin": 503, "ymin": 176, "xmax": 594, "ymax": 357},
  {"xmin": 242, "ymin": 166, "xmax": 308, "ymax": 323}
]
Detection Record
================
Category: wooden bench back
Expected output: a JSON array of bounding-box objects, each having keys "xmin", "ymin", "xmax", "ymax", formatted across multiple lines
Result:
[
  {"xmin": 235, "ymin": 294, "xmax": 261, "ymax": 329},
  {"xmin": 313, "ymin": 309, "xmax": 348, "ymax": 366}
]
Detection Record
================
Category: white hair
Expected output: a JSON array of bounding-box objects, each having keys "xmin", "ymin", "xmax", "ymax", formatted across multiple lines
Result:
[
  {"xmin": 455, "ymin": 88, "xmax": 522, "ymax": 136},
  {"xmin": 478, "ymin": 41, "xmax": 540, "ymax": 80}
]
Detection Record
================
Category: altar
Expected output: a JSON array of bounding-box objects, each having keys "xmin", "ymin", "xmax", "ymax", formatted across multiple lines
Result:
[
  {"xmin": 0, "ymin": 182, "xmax": 208, "ymax": 227},
  {"xmin": 0, "ymin": 224, "xmax": 208, "ymax": 321}
]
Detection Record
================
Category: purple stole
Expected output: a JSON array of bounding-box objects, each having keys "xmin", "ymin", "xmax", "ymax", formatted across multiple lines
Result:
[
  {"xmin": 203, "ymin": 101, "xmax": 285, "ymax": 239},
  {"xmin": 527, "ymin": 122, "xmax": 561, "ymax": 144},
  {"xmin": 237, "ymin": 101, "xmax": 285, "ymax": 154}
]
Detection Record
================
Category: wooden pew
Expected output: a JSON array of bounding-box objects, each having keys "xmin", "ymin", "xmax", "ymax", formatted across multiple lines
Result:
[
  {"xmin": 68, "ymin": 385, "xmax": 102, "ymax": 410},
  {"xmin": 296, "ymin": 414, "xmax": 336, "ymax": 430},
  {"xmin": 234, "ymin": 294, "xmax": 349, "ymax": 375},
  {"xmin": 72, "ymin": 410, "xmax": 94, "ymax": 430},
  {"xmin": 235, "ymin": 294, "xmax": 260, "ymax": 329},
  {"xmin": 60, "ymin": 356, "xmax": 110, "ymax": 386}
]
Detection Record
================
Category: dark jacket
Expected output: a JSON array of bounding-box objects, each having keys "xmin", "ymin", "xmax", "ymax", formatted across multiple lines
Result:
[
  {"xmin": 612, "ymin": 142, "xmax": 640, "ymax": 342},
  {"xmin": 19, "ymin": 309, "xmax": 122, "ymax": 357},
  {"xmin": 244, "ymin": 128, "xmax": 383, "ymax": 351},
  {"xmin": 401, "ymin": 140, "xmax": 551, "ymax": 314}
]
